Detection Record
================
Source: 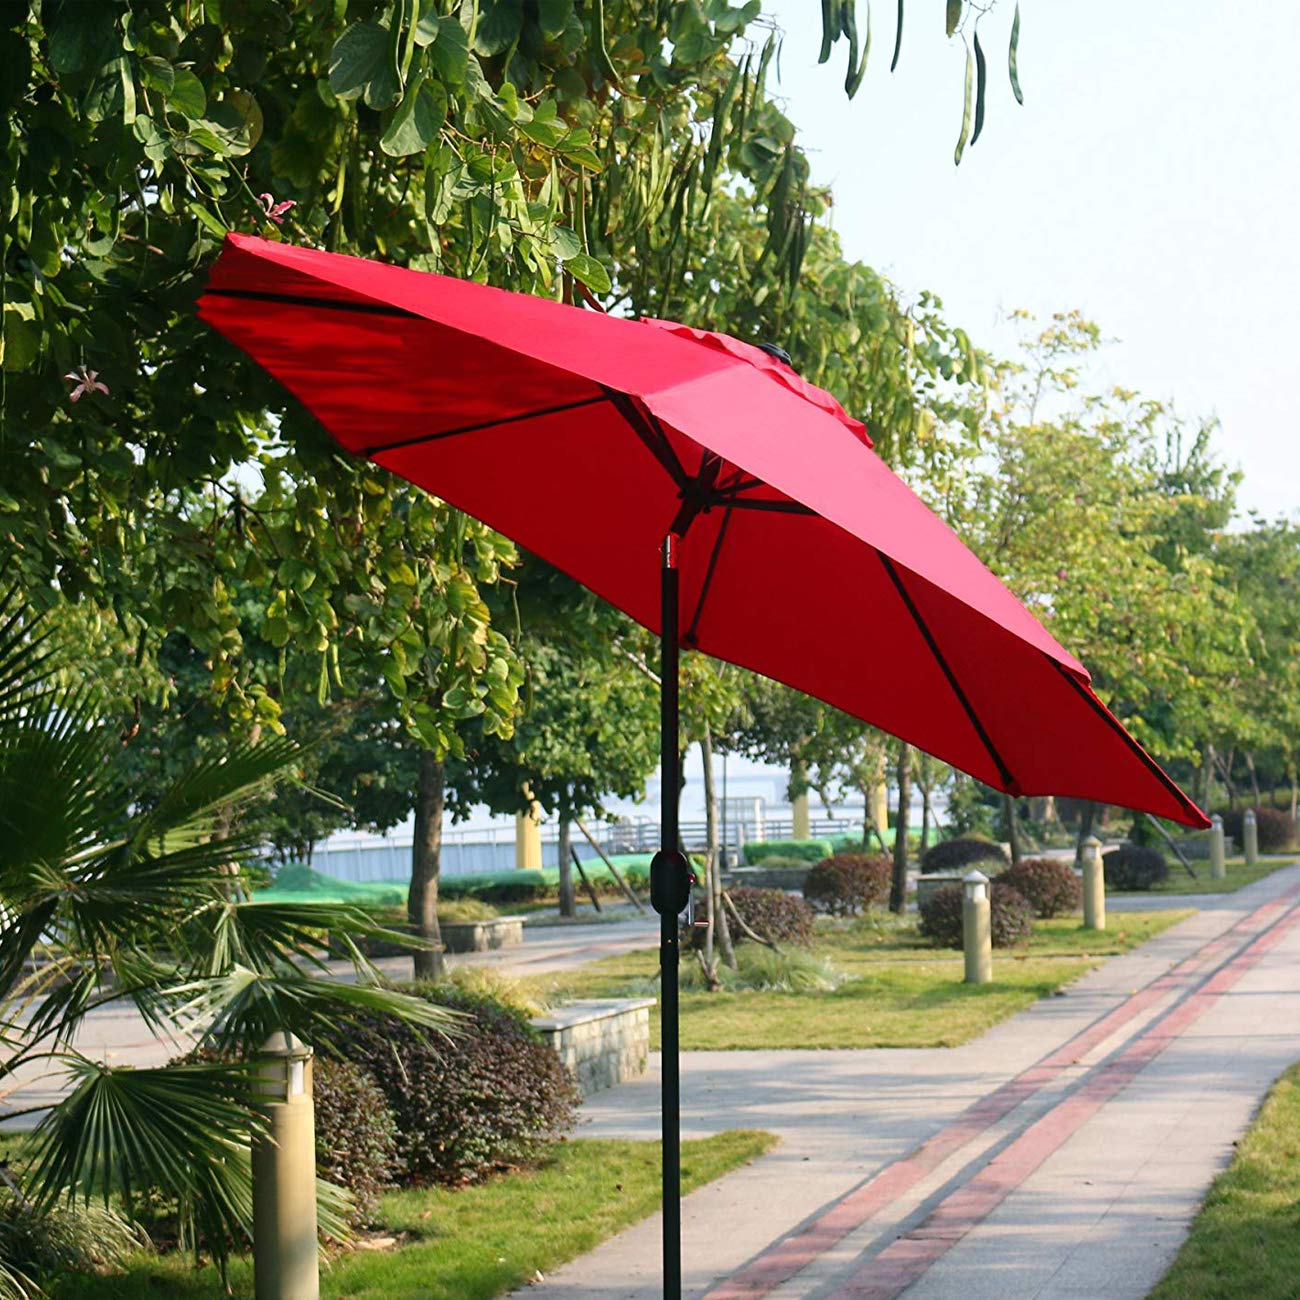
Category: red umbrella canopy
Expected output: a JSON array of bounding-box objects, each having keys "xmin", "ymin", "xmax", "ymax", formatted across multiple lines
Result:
[{"xmin": 199, "ymin": 234, "xmax": 1207, "ymax": 828}]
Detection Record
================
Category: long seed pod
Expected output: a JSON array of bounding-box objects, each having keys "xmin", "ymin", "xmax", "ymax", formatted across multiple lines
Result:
[
  {"xmin": 819, "ymin": 0, "xmax": 836, "ymax": 63},
  {"xmin": 953, "ymin": 44, "xmax": 972, "ymax": 164},
  {"xmin": 890, "ymin": 0, "xmax": 903, "ymax": 71},
  {"xmin": 970, "ymin": 28, "xmax": 986, "ymax": 146},
  {"xmin": 1009, "ymin": 2, "xmax": 1024, "ymax": 104},
  {"xmin": 945, "ymin": 0, "xmax": 961, "ymax": 38},
  {"xmin": 846, "ymin": 1, "xmax": 871, "ymax": 97}
]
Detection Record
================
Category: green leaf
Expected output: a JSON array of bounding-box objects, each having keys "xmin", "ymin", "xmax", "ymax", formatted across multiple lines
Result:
[
  {"xmin": 206, "ymin": 90, "xmax": 264, "ymax": 156},
  {"xmin": 328, "ymin": 21, "xmax": 389, "ymax": 101},
  {"xmin": 428, "ymin": 16, "xmax": 469, "ymax": 83},
  {"xmin": 538, "ymin": 0, "xmax": 573, "ymax": 39},
  {"xmin": 566, "ymin": 253, "xmax": 611, "ymax": 294},
  {"xmin": 946, "ymin": 0, "xmax": 962, "ymax": 38},
  {"xmin": 0, "ymin": 30, "xmax": 32, "ymax": 109},
  {"xmin": 167, "ymin": 66, "xmax": 207, "ymax": 119},
  {"xmin": 414, "ymin": 7, "xmax": 442, "ymax": 45},
  {"xmin": 381, "ymin": 73, "xmax": 447, "ymax": 156},
  {"xmin": 476, "ymin": 0, "xmax": 524, "ymax": 57},
  {"xmin": 953, "ymin": 45, "xmax": 972, "ymax": 165},
  {"xmin": 1009, "ymin": 3, "xmax": 1023, "ymax": 105},
  {"xmin": 45, "ymin": 1, "xmax": 117, "ymax": 76},
  {"xmin": 549, "ymin": 225, "xmax": 582, "ymax": 261},
  {"xmin": 971, "ymin": 29, "xmax": 986, "ymax": 147},
  {"xmin": 189, "ymin": 201, "xmax": 229, "ymax": 239},
  {"xmin": 1, "ymin": 303, "xmax": 37, "ymax": 373}
]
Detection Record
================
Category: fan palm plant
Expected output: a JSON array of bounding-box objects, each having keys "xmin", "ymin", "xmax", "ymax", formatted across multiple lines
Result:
[{"xmin": 0, "ymin": 589, "xmax": 457, "ymax": 1293}]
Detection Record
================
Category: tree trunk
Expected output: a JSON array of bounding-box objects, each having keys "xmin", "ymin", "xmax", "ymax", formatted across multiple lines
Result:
[
  {"xmin": 1290, "ymin": 761, "xmax": 1298, "ymax": 822},
  {"xmin": 1074, "ymin": 800, "xmax": 1096, "ymax": 869},
  {"xmin": 889, "ymin": 743, "xmax": 912, "ymax": 914},
  {"xmin": 1244, "ymin": 752, "xmax": 1262, "ymax": 807},
  {"xmin": 1003, "ymin": 793, "xmax": 1022, "ymax": 864},
  {"xmin": 1200, "ymin": 743, "xmax": 1215, "ymax": 810},
  {"xmin": 701, "ymin": 727, "xmax": 735, "ymax": 972},
  {"xmin": 409, "ymin": 752, "xmax": 446, "ymax": 981},
  {"xmin": 557, "ymin": 817, "xmax": 575, "ymax": 917},
  {"xmin": 918, "ymin": 754, "xmax": 932, "ymax": 858}
]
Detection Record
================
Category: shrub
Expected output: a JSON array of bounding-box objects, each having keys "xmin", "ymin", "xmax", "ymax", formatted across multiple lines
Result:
[
  {"xmin": 918, "ymin": 881, "xmax": 1035, "ymax": 949},
  {"xmin": 999, "ymin": 857, "xmax": 1082, "ymax": 918},
  {"xmin": 920, "ymin": 837, "xmax": 1009, "ymax": 876},
  {"xmin": 1102, "ymin": 844, "xmax": 1169, "ymax": 891},
  {"xmin": 726, "ymin": 886, "xmax": 815, "ymax": 946},
  {"xmin": 336, "ymin": 983, "xmax": 578, "ymax": 1187},
  {"xmin": 803, "ymin": 853, "xmax": 891, "ymax": 916},
  {"xmin": 1220, "ymin": 807, "xmax": 1297, "ymax": 853},
  {"xmin": 743, "ymin": 838, "xmax": 834, "ymax": 866},
  {"xmin": 313, "ymin": 1057, "xmax": 399, "ymax": 1224}
]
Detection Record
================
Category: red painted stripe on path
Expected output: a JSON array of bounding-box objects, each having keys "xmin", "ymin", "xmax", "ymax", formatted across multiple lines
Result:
[{"xmin": 706, "ymin": 885, "xmax": 1300, "ymax": 1300}]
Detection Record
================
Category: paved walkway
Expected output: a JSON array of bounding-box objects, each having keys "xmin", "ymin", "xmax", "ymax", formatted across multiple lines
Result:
[{"xmin": 516, "ymin": 863, "xmax": 1300, "ymax": 1299}]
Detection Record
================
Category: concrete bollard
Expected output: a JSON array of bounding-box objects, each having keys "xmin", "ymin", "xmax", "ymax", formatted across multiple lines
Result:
[
  {"xmin": 515, "ymin": 801, "xmax": 542, "ymax": 871},
  {"xmin": 792, "ymin": 790, "xmax": 811, "ymax": 841},
  {"xmin": 1081, "ymin": 835, "xmax": 1105, "ymax": 932},
  {"xmin": 962, "ymin": 870, "xmax": 992, "ymax": 985},
  {"xmin": 1243, "ymin": 809, "xmax": 1258, "ymax": 867},
  {"xmin": 1210, "ymin": 814, "xmax": 1226, "ymax": 880},
  {"xmin": 253, "ymin": 1033, "xmax": 319, "ymax": 1300}
]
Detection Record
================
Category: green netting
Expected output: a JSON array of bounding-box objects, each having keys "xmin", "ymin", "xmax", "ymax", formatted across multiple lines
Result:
[{"xmin": 255, "ymin": 855, "xmax": 656, "ymax": 907}]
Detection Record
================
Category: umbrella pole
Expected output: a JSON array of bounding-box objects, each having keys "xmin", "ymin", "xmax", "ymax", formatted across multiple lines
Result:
[{"xmin": 659, "ymin": 534, "xmax": 683, "ymax": 1299}]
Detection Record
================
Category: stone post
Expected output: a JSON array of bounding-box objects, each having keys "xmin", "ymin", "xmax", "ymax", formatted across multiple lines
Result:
[
  {"xmin": 792, "ymin": 790, "xmax": 811, "ymax": 841},
  {"xmin": 1081, "ymin": 835, "xmax": 1105, "ymax": 931},
  {"xmin": 1210, "ymin": 814, "xmax": 1226, "ymax": 880},
  {"xmin": 962, "ymin": 870, "xmax": 992, "ymax": 985},
  {"xmin": 253, "ymin": 1032, "xmax": 318, "ymax": 1300},
  {"xmin": 1243, "ymin": 808, "xmax": 1258, "ymax": 867}
]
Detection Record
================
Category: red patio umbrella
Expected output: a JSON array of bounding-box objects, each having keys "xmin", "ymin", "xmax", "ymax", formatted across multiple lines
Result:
[{"xmin": 198, "ymin": 233, "xmax": 1206, "ymax": 1297}]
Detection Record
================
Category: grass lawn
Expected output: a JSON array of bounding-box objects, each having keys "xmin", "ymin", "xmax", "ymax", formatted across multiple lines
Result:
[
  {"xmin": 523, "ymin": 910, "xmax": 1195, "ymax": 1051},
  {"xmin": 46, "ymin": 1131, "xmax": 775, "ymax": 1300},
  {"xmin": 1149, "ymin": 1063, "xmax": 1300, "ymax": 1299},
  {"xmin": 1136, "ymin": 854, "xmax": 1297, "ymax": 896}
]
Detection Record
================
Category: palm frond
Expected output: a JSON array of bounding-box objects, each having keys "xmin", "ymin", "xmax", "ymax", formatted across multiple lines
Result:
[
  {"xmin": 23, "ymin": 1058, "xmax": 262, "ymax": 1273},
  {"xmin": 0, "ymin": 587, "xmax": 58, "ymax": 731},
  {"xmin": 177, "ymin": 967, "xmax": 461, "ymax": 1058}
]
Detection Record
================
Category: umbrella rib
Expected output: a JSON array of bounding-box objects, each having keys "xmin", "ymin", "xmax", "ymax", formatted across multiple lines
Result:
[
  {"xmin": 683, "ymin": 505, "xmax": 734, "ymax": 646},
  {"xmin": 361, "ymin": 394, "xmax": 610, "ymax": 457},
  {"xmin": 723, "ymin": 497, "xmax": 816, "ymax": 515},
  {"xmin": 203, "ymin": 287, "xmax": 421, "ymax": 319},
  {"xmin": 878, "ymin": 554, "xmax": 1018, "ymax": 792},
  {"xmin": 604, "ymin": 390, "xmax": 688, "ymax": 488},
  {"xmin": 1048, "ymin": 661, "xmax": 1201, "ymax": 820}
]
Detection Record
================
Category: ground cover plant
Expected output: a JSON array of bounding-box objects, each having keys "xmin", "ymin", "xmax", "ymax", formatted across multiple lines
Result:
[
  {"xmin": 39, "ymin": 1132, "xmax": 777, "ymax": 1300},
  {"xmin": 917, "ymin": 882, "xmax": 1036, "ymax": 948},
  {"xmin": 803, "ymin": 853, "xmax": 891, "ymax": 915},
  {"xmin": 1148, "ymin": 1062, "xmax": 1300, "ymax": 1300},
  {"xmin": 335, "ymin": 983, "xmax": 578, "ymax": 1187},
  {"xmin": 998, "ymin": 858, "xmax": 1083, "ymax": 918},
  {"xmin": 524, "ymin": 910, "xmax": 1193, "ymax": 1051},
  {"xmin": 1103, "ymin": 844, "xmax": 1171, "ymax": 891},
  {"xmin": 725, "ymin": 886, "xmax": 816, "ymax": 946}
]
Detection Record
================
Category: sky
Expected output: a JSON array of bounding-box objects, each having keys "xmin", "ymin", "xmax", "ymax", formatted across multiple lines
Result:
[{"xmin": 763, "ymin": 0, "xmax": 1300, "ymax": 522}]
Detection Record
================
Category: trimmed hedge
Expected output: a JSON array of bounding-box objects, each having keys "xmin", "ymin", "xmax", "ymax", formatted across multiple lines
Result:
[
  {"xmin": 803, "ymin": 853, "xmax": 891, "ymax": 916},
  {"xmin": 313, "ymin": 1056, "xmax": 399, "ymax": 1224},
  {"xmin": 1103, "ymin": 844, "xmax": 1169, "ymax": 891},
  {"xmin": 1220, "ymin": 807, "xmax": 1297, "ymax": 853},
  {"xmin": 726, "ymin": 886, "xmax": 815, "ymax": 946},
  {"xmin": 743, "ymin": 838, "xmax": 835, "ymax": 866},
  {"xmin": 920, "ymin": 837, "xmax": 1009, "ymax": 876},
  {"xmin": 918, "ymin": 881, "xmax": 1035, "ymax": 949},
  {"xmin": 999, "ymin": 857, "xmax": 1082, "ymax": 919},
  {"xmin": 336, "ymin": 983, "xmax": 579, "ymax": 1187}
]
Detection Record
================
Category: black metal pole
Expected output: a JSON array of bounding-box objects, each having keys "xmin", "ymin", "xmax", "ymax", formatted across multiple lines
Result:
[{"xmin": 659, "ymin": 533, "xmax": 682, "ymax": 1300}]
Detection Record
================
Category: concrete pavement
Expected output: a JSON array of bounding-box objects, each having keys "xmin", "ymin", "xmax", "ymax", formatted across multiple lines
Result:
[{"xmin": 514, "ymin": 862, "xmax": 1300, "ymax": 1299}]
